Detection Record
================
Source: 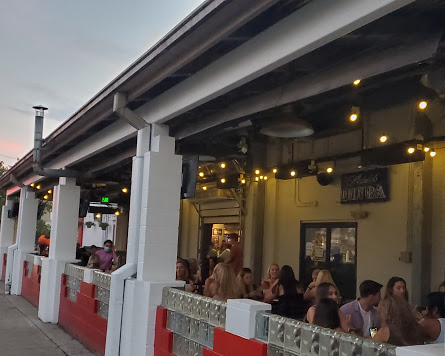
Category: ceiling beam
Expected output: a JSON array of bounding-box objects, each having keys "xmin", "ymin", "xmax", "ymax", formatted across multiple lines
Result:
[
  {"xmin": 136, "ymin": 0, "xmax": 414, "ymax": 124},
  {"xmin": 174, "ymin": 36, "xmax": 441, "ymax": 140}
]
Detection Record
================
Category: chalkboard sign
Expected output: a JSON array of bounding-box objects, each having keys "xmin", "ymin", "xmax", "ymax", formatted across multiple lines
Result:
[{"xmin": 341, "ymin": 168, "xmax": 389, "ymax": 204}]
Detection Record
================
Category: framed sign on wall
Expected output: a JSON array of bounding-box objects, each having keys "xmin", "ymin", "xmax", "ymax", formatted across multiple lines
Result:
[{"xmin": 341, "ymin": 168, "xmax": 389, "ymax": 204}]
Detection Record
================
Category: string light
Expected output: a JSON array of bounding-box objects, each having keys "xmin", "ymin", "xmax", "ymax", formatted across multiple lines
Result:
[
  {"xmin": 30, "ymin": 183, "xmax": 35, "ymax": 187},
  {"xmin": 260, "ymin": 176, "xmax": 264, "ymax": 180},
  {"xmin": 36, "ymin": 185, "xmax": 41, "ymax": 190},
  {"xmin": 122, "ymin": 188, "xmax": 128, "ymax": 193},
  {"xmin": 264, "ymin": 176, "xmax": 268, "ymax": 180},
  {"xmin": 407, "ymin": 147, "xmax": 415, "ymax": 154},
  {"xmin": 327, "ymin": 167, "xmax": 333, "ymax": 173},
  {"xmin": 272, "ymin": 168, "xmax": 278, "ymax": 174},
  {"xmin": 241, "ymin": 179, "xmax": 246, "ymax": 184},
  {"xmin": 220, "ymin": 163, "xmax": 226, "ymax": 169},
  {"xmin": 418, "ymin": 101, "xmax": 428, "ymax": 110},
  {"xmin": 353, "ymin": 79, "xmax": 361, "ymax": 86},
  {"xmin": 379, "ymin": 135, "xmax": 388, "ymax": 143},
  {"xmin": 424, "ymin": 147, "xmax": 430, "ymax": 153},
  {"xmin": 255, "ymin": 169, "xmax": 260, "ymax": 175},
  {"xmin": 220, "ymin": 178, "xmax": 226, "ymax": 184},
  {"xmin": 290, "ymin": 170, "xmax": 296, "ymax": 177},
  {"xmin": 115, "ymin": 211, "xmax": 120, "ymax": 216},
  {"xmin": 203, "ymin": 186, "xmax": 207, "ymax": 191},
  {"xmin": 430, "ymin": 150, "xmax": 437, "ymax": 157},
  {"xmin": 349, "ymin": 106, "xmax": 360, "ymax": 122},
  {"xmin": 47, "ymin": 189, "xmax": 52, "ymax": 194},
  {"xmin": 43, "ymin": 195, "xmax": 48, "ymax": 200},
  {"xmin": 349, "ymin": 114, "xmax": 358, "ymax": 122},
  {"xmin": 255, "ymin": 177, "xmax": 260, "ymax": 181},
  {"xmin": 198, "ymin": 172, "xmax": 204, "ymax": 177},
  {"xmin": 95, "ymin": 213, "xmax": 101, "ymax": 219}
]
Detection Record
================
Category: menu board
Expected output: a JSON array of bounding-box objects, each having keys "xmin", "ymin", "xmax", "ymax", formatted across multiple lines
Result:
[{"xmin": 341, "ymin": 168, "xmax": 389, "ymax": 204}]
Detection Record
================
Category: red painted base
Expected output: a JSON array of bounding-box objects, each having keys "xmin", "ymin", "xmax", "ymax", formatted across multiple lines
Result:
[
  {"xmin": 21, "ymin": 262, "xmax": 41, "ymax": 308},
  {"xmin": 154, "ymin": 307, "xmax": 267, "ymax": 356},
  {"xmin": 1, "ymin": 253, "xmax": 6, "ymax": 281},
  {"xmin": 58, "ymin": 274, "xmax": 107, "ymax": 356}
]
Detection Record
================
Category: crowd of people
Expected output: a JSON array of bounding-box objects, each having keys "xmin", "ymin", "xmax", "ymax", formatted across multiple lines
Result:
[{"xmin": 176, "ymin": 240, "xmax": 445, "ymax": 347}]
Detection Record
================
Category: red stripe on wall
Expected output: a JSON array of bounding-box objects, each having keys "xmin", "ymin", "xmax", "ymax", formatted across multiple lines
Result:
[
  {"xmin": 21, "ymin": 262, "xmax": 41, "ymax": 308},
  {"xmin": 1, "ymin": 253, "xmax": 7, "ymax": 281}
]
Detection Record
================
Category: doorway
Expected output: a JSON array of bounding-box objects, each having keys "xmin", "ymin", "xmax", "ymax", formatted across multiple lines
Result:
[{"xmin": 300, "ymin": 222, "xmax": 357, "ymax": 302}]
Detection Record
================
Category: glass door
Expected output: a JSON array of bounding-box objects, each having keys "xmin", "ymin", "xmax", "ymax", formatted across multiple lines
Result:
[{"xmin": 300, "ymin": 223, "xmax": 357, "ymax": 301}]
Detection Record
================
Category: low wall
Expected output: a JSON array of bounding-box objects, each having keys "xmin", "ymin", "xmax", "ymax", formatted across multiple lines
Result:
[
  {"xmin": 21, "ymin": 254, "xmax": 42, "ymax": 308},
  {"xmin": 1, "ymin": 253, "xmax": 6, "ymax": 281},
  {"xmin": 58, "ymin": 264, "xmax": 109, "ymax": 356}
]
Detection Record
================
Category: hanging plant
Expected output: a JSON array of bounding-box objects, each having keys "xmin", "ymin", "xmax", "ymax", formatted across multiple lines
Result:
[
  {"xmin": 85, "ymin": 221, "xmax": 95, "ymax": 228},
  {"xmin": 99, "ymin": 222, "xmax": 109, "ymax": 231}
]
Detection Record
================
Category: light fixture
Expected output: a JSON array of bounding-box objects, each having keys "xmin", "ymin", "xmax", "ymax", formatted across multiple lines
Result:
[
  {"xmin": 36, "ymin": 185, "xmax": 41, "ymax": 190},
  {"xmin": 220, "ymin": 178, "xmax": 226, "ymax": 184},
  {"xmin": 115, "ymin": 211, "xmax": 120, "ymax": 216},
  {"xmin": 95, "ymin": 213, "xmax": 101, "ymax": 219},
  {"xmin": 43, "ymin": 195, "xmax": 48, "ymax": 200},
  {"xmin": 255, "ymin": 169, "xmax": 260, "ymax": 175},
  {"xmin": 353, "ymin": 79, "xmax": 361, "ymax": 86},
  {"xmin": 122, "ymin": 188, "xmax": 128, "ymax": 193},
  {"xmin": 255, "ymin": 177, "xmax": 260, "ymax": 181},
  {"xmin": 290, "ymin": 170, "xmax": 296, "ymax": 177},
  {"xmin": 30, "ymin": 183, "xmax": 35, "ymax": 187},
  {"xmin": 272, "ymin": 168, "xmax": 278, "ymax": 174},
  {"xmin": 358, "ymin": 164, "xmax": 363, "ymax": 169},
  {"xmin": 430, "ymin": 150, "xmax": 437, "ymax": 157},
  {"xmin": 264, "ymin": 176, "xmax": 268, "ymax": 180},
  {"xmin": 203, "ymin": 186, "xmax": 208, "ymax": 191},
  {"xmin": 349, "ymin": 106, "xmax": 360, "ymax": 122},
  {"xmin": 379, "ymin": 135, "xmax": 388, "ymax": 143},
  {"xmin": 241, "ymin": 179, "xmax": 246, "ymax": 184},
  {"xmin": 260, "ymin": 176, "xmax": 264, "ymax": 180},
  {"xmin": 424, "ymin": 147, "xmax": 430, "ymax": 153},
  {"xmin": 407, "ymin": 147, "xmax": 415, "ymax": 154},
  {"xmin": 418, "ymin": 101, "xmax": 428, "ymax": 110},
  {"xmin": 220, "ymin": 163, "xmax": 226, "ymax": 169},
  {"xmin": 327, "ymin": 167, "xmax": 333, "ymax": 174},
  {"xmin": 199, "ymin": 172, "xmax": 204, "ymax": 177},
  {"xmin": 47, "ymin": 189, "xmax": 52, "ymax": 194}
]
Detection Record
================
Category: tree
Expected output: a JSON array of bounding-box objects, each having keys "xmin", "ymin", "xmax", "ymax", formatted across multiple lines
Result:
[{"xmin": 0, "ymin": 161, "xmax": 7, "ymax": 208}]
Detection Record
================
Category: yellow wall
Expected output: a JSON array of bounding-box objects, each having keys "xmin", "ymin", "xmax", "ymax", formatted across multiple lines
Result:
[
  {"xmin": 262, "ymin": 164, "xmax": 413, "ymax": 296},
  {"xmin": 179, "ymin": 199, "xmax": 199, "ymax": 259}
]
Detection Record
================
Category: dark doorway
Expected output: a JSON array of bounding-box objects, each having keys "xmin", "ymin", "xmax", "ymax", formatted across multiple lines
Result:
[{"xmin": 300, "ymin": 222, "xmax": 357, "ymax": 302}]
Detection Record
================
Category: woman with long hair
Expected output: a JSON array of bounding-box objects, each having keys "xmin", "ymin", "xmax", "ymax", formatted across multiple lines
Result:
[
  {"xmin": 313, "ymin": 298, "xmax": 343, "ymax": 332},
  {"xmin": 176, "ymin": 258, "xmax": 194, "ymax": 292},
  {"xmin": 373, "ymin": 295, "xmax": 426, "ymax": 346},
  {"xmin": 212, "ymin": 263, "xmax": 243, "ymax": 301},
  {"xmin": 304, "ymin": 269, "xmax": 339, "ymax": 302},
  {"xmin": 384, "ymin": 276, "xmax": 409, "ymax": 301},
  {"xmin": 261, "ymin": 263, "xmax": 280, "ymax": 290},
  {"xmin": 420, "ymin": 292, "xmax": 445, "ymax": 343}
]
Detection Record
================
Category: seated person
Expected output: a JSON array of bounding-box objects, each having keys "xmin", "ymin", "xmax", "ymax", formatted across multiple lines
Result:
[
  {"xmin": 238, "ymin": 267, "xmax": 262, "ymax": 299},
  {"xmin": 86, "ymin": 245, "xmax": 100, "ymax": 269},
  {"xmin": 373, "ymin": 295, "xmax": 426, "ymax": 346},
  {"xmin": 313, "ymin": 298, "xmax": 344, "ymax": 332},
  {"xmin": 340, "ymin": 280, "xmax": 382, "ymax": 336},
  {"xmin": 212, "ymin": 263, "xmax": 243, "ymax": 301},
  {"xmin": 176, "ymin": 258, "xmax": 194, "ymax": 292},
  {"xmin": 420, "ymin": 292, "xmax": 445, "ymax": 344},
  {"xmin": 96, "ymin": 240, "xmax": 117, "ymax": 272}
]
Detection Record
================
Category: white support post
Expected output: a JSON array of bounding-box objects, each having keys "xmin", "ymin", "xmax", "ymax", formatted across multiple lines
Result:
[
  {"xmin": 0, "ymin": 200, "xmax": 15, "ymax": 279},
  {"xmin": 10, "ymin": 188, "xmax": 38, "ymax": 295},
  {"xmin": 38, "ymin": 177, "xmax": 80, "ymax": 323},
  {"xmin": 118, "ymin": 124, "xmax": 184, "ymax": 356},
  {"xmin": 226, "ymin": 299, "xmax": 271, "ymax": 339}
]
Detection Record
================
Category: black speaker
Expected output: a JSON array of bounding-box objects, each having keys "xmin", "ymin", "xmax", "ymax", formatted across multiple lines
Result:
[
  {"xmin": 317, "ymin": 172, "xmax": 334, "ymax": 186},
  {"xmin": 8, "ymin": 202, "xmax": 19, "ymax": 218},
  {"xmin": 181, "ymin": 156, "xmax": 199, "ymax": 199},
  {"xmin": 79, "ymin": 190, "xmax": 92, "ymax": 218}
]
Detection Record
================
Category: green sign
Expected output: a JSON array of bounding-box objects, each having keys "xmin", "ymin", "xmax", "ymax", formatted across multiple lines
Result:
[{"xmin": 101, "ymin": 197, "xmax": 109, "ymax": 203}]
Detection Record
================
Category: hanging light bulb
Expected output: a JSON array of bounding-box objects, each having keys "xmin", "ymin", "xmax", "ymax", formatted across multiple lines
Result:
[
  {"xmin": 220, "ymin": 178, "xmax": 226, "ymax": 184},
  {"xmin": 95, "ymin": 213, "xmax": 101, "ymax": 219},
  {"xmin": 30, "ymin": 183, "xmax": 35, "ymax": 187},
  {"xmin": 407, "ymin": 147, "xmax": 415, "ymax": 154},
  {"xmin": 424, "ymin": 147, "xmax": 430, "ymax": 153},
  {"xmin": 353, "ymin": 79, "xmax": 361, "ymax": 86},
  {"xmin": 272, "ymin": 168, "xmax": 278, "ymax": 174},
  {"xmin": 430, "ymin": 150, "xmax": 437, "ymax": 157},
  {"xmin": 198, "ymin": 172, "xmax": 204, "ymax": 177},
  {"xmin": 220, "ymin": 163, "xmax": 226, "ymax": 169},
  {"xmin": 203, "ymin": 186, "xmax": 208, "ymax": 191},
  {"xmin": 260, "ymin": 176, "xmax": 264, "ymax": 180},
  {"xmin": 379, "ymin": 135, "xmax": 388, "ymax": 143},
  {"xmin": 255, "ymin": 169, "xmax": 260, "ymax": 175},
  {"xmin": 327, "ymin": 167, "xmax": 333, "ymax": 174},
  {"xmin": 43, "ymin": 195, "xmax": 48, "ymax": 200},
  {"xmin": 115, "ymin": 211, "xmax": 120, "ymax": 216},
  {"xmin": 47, "ymin": 189, "xmax": 52, "ymax": 194},
  {"xmin": 255, "ymin": 177, "xmax": 260, "ymax": 181},
  {"xmin": 122, "ymin": 187, "xmax": 128, "ymax": 193},
  {"xmin": 264, "ymin": 176, "xmax": 268, "ymax": 180},
  {"xmin": 290, "ymin": 170, "xmax": 296, "ymax": 177},
  {"xmin": 349, "ymin": 106, "xmax": 360, "ymax": 122},
  {"xmin": 241, "ymin": 179, "xmax": 246, "ymax": 184},
  {"xmin": 418, "ymin": 101, "xmax": 428, "ymax": 110},
  {"xmin": 36, "ymin": 185, "xmax": 41, "ymax": 190}
]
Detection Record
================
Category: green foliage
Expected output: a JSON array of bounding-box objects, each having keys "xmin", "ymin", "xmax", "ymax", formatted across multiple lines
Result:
[{"xmin": 36, "ymin": 219, "xmax": 50, "ymax": 239}]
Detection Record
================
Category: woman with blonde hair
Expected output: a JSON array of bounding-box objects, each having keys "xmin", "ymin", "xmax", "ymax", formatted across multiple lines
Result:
[
  {"xmin": 374, "ymin": 295, "xmax": 426, "ymax": 346},
  {"xmin": 304, "ymin": 269, "xmax": 339, "ymax": 302},
  {"xmin": 212, "ymin": 263, "xmax": 243, "ymax": 301}
]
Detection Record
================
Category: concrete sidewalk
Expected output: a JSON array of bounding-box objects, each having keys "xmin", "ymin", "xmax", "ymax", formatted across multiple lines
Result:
[{"xmin": 0, "ymin": 281, "xmax": 95, "ymax": 356}]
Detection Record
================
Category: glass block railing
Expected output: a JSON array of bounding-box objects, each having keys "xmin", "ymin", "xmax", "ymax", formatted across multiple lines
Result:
[
  {"xmin": 161, "ymin": 287, "xmax": 227, "ymax": 356},
  {"xmin": 255, "ymin": 312, "xmax": 396, "ymax": 356},
  {"xmin": 64, "ymin": 264, "xmax": 84, "ymax": 302}
]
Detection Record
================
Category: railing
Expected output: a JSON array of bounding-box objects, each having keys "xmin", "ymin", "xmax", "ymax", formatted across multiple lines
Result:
[
  {"xmin": 63, "ymin": 263, "xmax": 111, "ymax": 319},
  {"xmin": 161, "ymin": 287, "xmax": 227, "ymax": 355},
  {"xmin": 161, "ymin": 287, "xmax": 396, "ymax": 356}
]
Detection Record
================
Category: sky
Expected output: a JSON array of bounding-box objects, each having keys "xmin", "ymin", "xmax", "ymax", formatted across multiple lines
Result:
[{"xmin": 0, "ymin": 0, "xmax": 205, "ymax": 167}]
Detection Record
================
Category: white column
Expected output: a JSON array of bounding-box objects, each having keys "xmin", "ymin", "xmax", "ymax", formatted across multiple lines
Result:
[
  {"xmin": 10, "ymin": 188, "xmax": 38, "ymax": 295},
  {"xmin": 226, "ymin": 299, "xmax": 271, "ymax": 339},
  {"xmin": 0, "ymin": 200, "xmax": 15, "ymax": 279},
  {"xmin": 38, "ymin": 177, "xmax": 80, "ymax": 323},
  {"xmin": 119, "ymin": 125, "xmax": 184, "ymax": 356}
]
